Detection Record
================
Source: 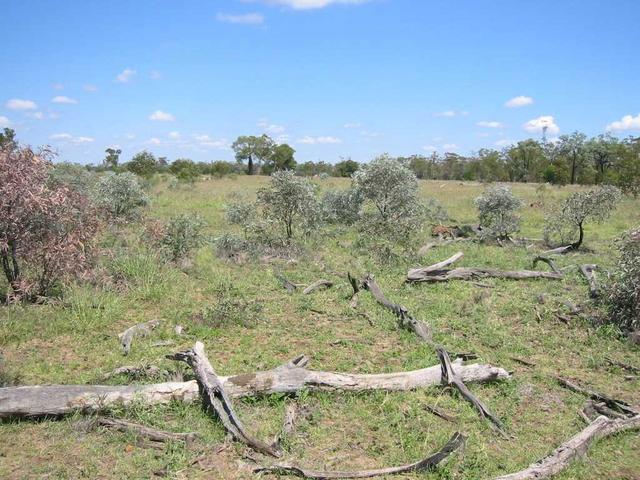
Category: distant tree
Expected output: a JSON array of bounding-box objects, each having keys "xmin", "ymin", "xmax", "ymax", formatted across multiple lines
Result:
[
  {"xmin": 264, "ymin": 143, "xmax": 296, "ymax": 174},
  {"xmin": 611, "ymin": 137, "xmax": 640, "ymax": 196},
  {"xmin": 506, "ymin": 139, "xmax": 544, "ymax": 182},
  {"xmin": 334, "ymin": 158, "xmax": 359, "ymax": 177},
  {"xmin": 558, "ymin": 132, "xmax": 588, "ymax": 184},
  {"xmin": 475, "ymin": 185, "xmax": 522, "ymax": 240},
  {"xmin": 92, "ymin": 172, "xmax": 149, "ymax": 219},
  {"xmin": 0, "ymin": 128, "xmax": 17, "ymax": 150},
  {"xmin": 210, "ymin": 161, "xmax": 236, "ymax": 177},
  {"xmin": 103, "ymin": 148, "xmax": 121, "ymax": 169},
  {"xmin": 544, "ymin": 185, "xmax": 622, "ymax": 250},
  {"xmin": 126, "ymin": 151, "xmax": 157, "ymax": 177},
  {"xmin": 585, "ymin": 134, "xmax": 619, "ymax": 184},
  {"xmin": 232, "ymin": 134, "xmax": 275, "ymax": 175},
  {"xmin": 169, "ymin": 158, "xmax": 200, "ymax": 182}
]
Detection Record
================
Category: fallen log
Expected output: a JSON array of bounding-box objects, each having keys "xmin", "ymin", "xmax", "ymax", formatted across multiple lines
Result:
[
  {"xmin": 556, "ymin": 377, "xmax": 638, "ymax": 417},
  {"xmin": 94, "ymin": 417, "xmax": 198, "ymax": 445},
  {"xmin": 167, "ymin": 341, "xmax": 280, "ymax": 457},
  {"xmin": 361, "ymin": 274, "xmax": 433, "ymax": 343},
  {"xmin": 302, "ymin": 279, "xmax": 333, "ymax": 295},
  {"xmin": 407, "ymin": 266, "xmax": 563, "ymax": 283},
  {"xmin": 437, "ymin": 347, "xmax": 506, "ymax": 435},
  {"xmin": 407, "ymin": 252, "xmax": 464, "ymax": 281},
  {"xmin": 532, "ymin": 256, "xmax": 561, "ymax": 275},
  {"xmin": 605, "ymin": 357, "xmax": 640, "ymax": 374},
  {"xmin": 0, "ymin": 356, "xmax": 510, "ymax": 418},
  {"xmin": 542, "ymin": 245, "xmax": 573, "ymax": 255},
  {"xmin": 255, "ymin": 431, "xmax": 465, "ymax": 479},
  {"xmin": 493, "ymin": 415, "xmax": 640, "ymax": 480},
  {"xmin": 579, "ymin": 264, "xmax": 598, "ymax": 298},
  {"xmin": 118, "ymin": 319, "xmax": 161, "ymax": 355}
]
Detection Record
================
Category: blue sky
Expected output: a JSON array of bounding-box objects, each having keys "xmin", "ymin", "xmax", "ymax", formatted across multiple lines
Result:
[{"xmin": 1, "ymin": 0, "xmax": 639, "ymax": 164}]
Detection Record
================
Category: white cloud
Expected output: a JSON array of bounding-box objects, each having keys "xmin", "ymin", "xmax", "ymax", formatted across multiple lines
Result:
[
  {"xmin": 5, "ymin": 98, "xmax": 37, "ymax": 110},
  {"xmin": 147, "ymin": 137, "xmax": 162, "ymax": 145},
  {"xmin": 477, "ymin": 120, "xmax": 504, "ymax": 128},
  {"xmin": 258, "ymin": 120, "xmax": 285, "ymax": 134},
  {"xmin": 216, "ymin": 12, "xmax": 265, "ymax": 24},
  {"xmin": 149, "ymin": 70, "xmax": 162, "ymax": 80},
  {"xmin": 52, "ymin": 83, "xmax": 64, "ymax": 90},
  {"xmin": 298, "ymin": 135, "xmax": 342, "ymax": 144},
  {"xmin": 49, "ymin": 133, "xmax": 94, "ymax": 144},
  {"xmin": 442, "ymin": 143, "xmax": 458, "ymax": 150},
  {"xmin": 359, "ymin": 130, "xmax": 380, "ymax": 138},
  {"xmin": 193, "ymin": 134, "xmax": 228, "ymax": 149},
  {"xmin": 115, "ymin": 68, "xmax": 137, "ymax": 83},
  {"xmin": 422, "ymin": 145, "xmax": 437, "ymax": 152},
  {"xmin": 149, "ymin": 110, "xmax": 175, "ymax": 121},
  {"xmin": 124, "ymin": 133, "xmax": 136, "ymax": 140},
  {"xmin": 495, "ymin": 139, "xmax": 513, "ymax": 147},
  {"xmin": 168, "ymin": 131, "xmax": 181, "ymax": 139},
  {"xmin": 83, "ymin": 84, "xmax": 98, "ymax": 92},
  {"xmin": 344, "ymin": 122, "xmax": 361, "ymax": 128},
  {"xmin": 606, "ymin": 113, "xmax": 640, "ymax": 132},
  {"xmin": 0, "ymin": 116, "xmax": 11, "ymax": 127},
  {"xmin": 254, "ymin": 0, "xmax": 370, "ymax": 10},
  {"xmin": 523, "ymin": 115, "xmax": 559, "ymax": 135},
  {"xmin": 505, "ymin": 95, "xmax": 533, "ymax": 108},
  {"xmin": 51, "ymin": 95, "xmax": 78, "ymax": 104},
  {"xmin": 433, "ymin": 110, "xmax": 456, "ymax": 117}
]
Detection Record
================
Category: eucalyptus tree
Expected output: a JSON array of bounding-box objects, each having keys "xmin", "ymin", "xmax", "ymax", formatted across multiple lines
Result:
[{"xmin": 232, "ymin": 134, "xmax": 275, "ymax": 175}]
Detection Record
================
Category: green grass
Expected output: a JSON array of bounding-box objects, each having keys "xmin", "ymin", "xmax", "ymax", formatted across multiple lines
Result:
[{"xmin": 1, "ymin": 177, "xmax": 639, "ymax": 479}]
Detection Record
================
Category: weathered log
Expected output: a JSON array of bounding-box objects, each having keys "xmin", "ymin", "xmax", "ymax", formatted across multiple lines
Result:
[
  {"xmin": 255, "ymin": 431, "xmax": 465, "ymax": 479},
  {"xmin": 424, "ymin": 404, "xmax": 457, "ymax": 423},
  {"xmin": 407, "ymin": 267, "xmax": 563, "ymax": 283},
  {"xmin": 118, "ymin": 319, "xmax": 160, "ymax": 355},
  {"xmin": 605, "ymin": 356, "xmax": 640, "ymax": 374},
  {"xmin": 95, "ymin": 417, "xmax": 198, "ymax": 445},
  {"xmin": 542, "ymin": 245, "xmax": 573, "ymax": 255},
  {"xmin": 407, "ymin": 252, "xmax": 464, "ymax": 281},
  {"xmin": 0, "ymin": 356, "xmax": 510, "ymax": 418},
  {"xmin": 579, "ymin": 264, "xmax": 598, "ymax": 298},
  {"xmin": 556, "ymin": 377, "xmax": 638, "ymax": 417},
  {"xmin": 167, "ymin": 341, "xmax": 280, "ymax": 457},
  {"xmin": 302, "ymin": 279, "xmax": 333, "ymax": 295},
  {"xmin": 437, "ymin": 347, "xmax": 506, "ymax": 435},
  {"xmin": 361, "ymin": 274, "xmax": 433, "ymax": 343},
  {"xmin": 272, "ymin": 402, "xmax": 309, "ymax": 451},
  {"xmin": 532, "ymin": 256, "xmax": 561, "ymax": 275},
  {"xmin": 493, "ymin": 415, "xmax": 640, "ymax": 480}
]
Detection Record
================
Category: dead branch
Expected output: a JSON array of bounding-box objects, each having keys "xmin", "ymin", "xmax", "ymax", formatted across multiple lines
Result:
[
  {"xmin": 118, "ymin": 319, "xmax": 160, "ymax": 355},
  {"xmin": 276, "ymin": 274, "xmax": 299, "ymax": 293},
  {"xmin": 271, "ymin": 403, "xmax": 310, "ymax": 451},
  {"xmin": 255, "ymin": 431, "xmax": 465, "ymax": 479},
  {"xmin": 542, "ymin": 245, "xmax": 573, "ymax": 255},
  {"xmin": 0, "ymin": 356, "xmax": 510, "ymax": 418},
  {"xmin": 509, "ymin": 357, "xmax": 536, "ymax": 367},
  {"xmin": 437, "ymin": 347, "xmax": 506, "ymax": 435},
  {"xmin": 556, "ymin": 377, "xmax": 638, "ymax": 417},
  {"xmin": 361, "ymin": 274, "xmax": 433, "ymax": 343},
  {"xmin": 95, "ymin": 417, "xmax": 197, "ymax": 445},
  {"xmin": 406, "ymin": 252, "xmax": 464, "ymax": 281},
  {"xmin": 424, "ymin": 404, "xmax": 457, "ymax": 423},
  {"xmin": 532, "ymin": 256, "xmax": 561, "ymax": 275},
  {"xmin": 167, "ymin": 341, "xmax": 280, "ymax": 457},
  {"xmin": 494, "ymin": 415, "xmax": 640, "ymax": 480},
  {"xmin": 605, "ymin": 357, "xmax": 640, "ymax": 374},
  {"xmin": 579, "ymin": 264, "xmax": 598, "ymax": 298},
  {"xmin": 302, "ymin": 279, "xmax": 333, "ymax": 295}
]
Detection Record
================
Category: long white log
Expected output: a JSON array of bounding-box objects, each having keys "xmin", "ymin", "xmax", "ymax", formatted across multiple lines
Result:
[{"xmin": 0, "ymin": 357, "xmax": 510, "ymax": 418}]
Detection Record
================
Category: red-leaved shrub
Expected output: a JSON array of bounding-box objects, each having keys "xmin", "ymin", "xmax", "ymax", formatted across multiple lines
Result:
[{"xmin": 0, "ymin": 144, "xmax": 101, "ymax": 301}]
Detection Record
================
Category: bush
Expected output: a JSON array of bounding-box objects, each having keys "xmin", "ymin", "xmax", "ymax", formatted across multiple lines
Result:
[
  {"xmin": 125, "ymin": 151, "xmax": 157, "ymax": 177},
  {"xmin": 159, "ymin": 214, "xmax": 207, "ymax": 261},
  {"xmin": 256, "ymin": 170, "xmax": 320, "ymax": 240},
  {"xmin": 602, "ymin": 228, "xmax": 640, "ymax": 331},
  {"xmin": 474, "ymin": 184, "xmax": 522, "ymax": 240},
  {"xmin": 352, "ymin": 154, "xmax": 424, "ymax": 242},
  {"xmin": 544, "ymin": 185, "xmax": 622, "ymax": 249},
  {"xmin": 224, "ymin": 200, "xmax": 257, "ymax": 235},
  {"xmin": 48, "ymin": 162, "xmax": 96, "ymax": 195},
  {"xmin": 194, "ymin": 281, "xmax": 262, "ymax": 328},
  {"xmin": 214, "ymin": 233, "xmax": 251, "ymax": 262},
  {"xmin": 321, "ymin": 188, "xmax": 363, "ymax": 225},
  {"xmin": 169, "ymin": 159, "xmax": 200, "ymax": 182},
  {"xmin": 423, "ymin": 198, "xmax": 449, "ymax": 224},
  {"xmin": 0, "ymin": 145, "xmax": 100, "ymax": 300},
  {"xmin": 92, "ymin": 172, "xmax": 149, "ymax": 219}
]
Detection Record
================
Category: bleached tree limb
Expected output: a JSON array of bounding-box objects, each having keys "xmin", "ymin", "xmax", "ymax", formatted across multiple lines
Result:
[
  {"xmin": 493, "ymin": 415, "xmax": 640, "ymax": 480},
  {"xmin": 94, "ymin": 417, "xmax": 198, "ymax": 445},
  {"xmin": 579, "ymin": 264, "xmax": 599, "ymax": 298},
  {"xmin": 302, "ymin": 279, "xmax": 333, "ymax": 295},
  {"xmin": 556, "ymin": 377, "xmax": 638, "ymax": 417},
  {"xmin": 407, "ymin": 267, "xmax": 563, "ymax": 283},
  {"xmin": 167, "ymin": 341, "xmax": 280, "ymax": 457},
  {"xmin": 255, "ymin": 431, "xmax": 466, "ymax": 479},
  {"xmin": 118, "ymin": 319, "xmax": 160, "ymax": 355},
  {"xmin": 407, "ymin": 252, "xmax": 464, "ymax": 281},
  {"xmin": 0, "ymin": 356, "xmax": 510, "ymax": 418}
]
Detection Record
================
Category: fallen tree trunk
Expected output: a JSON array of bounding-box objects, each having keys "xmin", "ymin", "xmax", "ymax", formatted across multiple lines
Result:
[
  {"xmin": 407, "ymin": 252, "xmax": 464, "ymax": 281},
  {"xmin": 0, "ymin": 356, "xmax": 510, "ymax": 418},
  {"xmin": 167, "ymin": 341, "xmax": 280, "ymax": 457},
  {"xmin": 302, "ymin": 279, "xmax": 333, "ymax": 295},
  {"xmin": 407, "ymin": 266, "xmax": 563, "ymax": 283},
  {"xmin": 255, "ymin": 431, "xmax": 465, "ymax": 479},
  {"xmin": 361, "ymin": 274, "xmax": 433, "ymax": 343},
  {"xmin": 493, "ymin": 415, "xmax": 640, "ymax": 480},
  {"xmin": 556, "ymin": 377, "xmax": 638, "ymax": 417},
  {"xmin": 579, "ymin": 264, "xmax": 598, "ymax": 298}
]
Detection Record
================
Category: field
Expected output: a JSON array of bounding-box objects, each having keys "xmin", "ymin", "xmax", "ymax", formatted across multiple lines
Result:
[{"xmin": 1, "ymin": 177, "xmax": 639, "ymax": 479}]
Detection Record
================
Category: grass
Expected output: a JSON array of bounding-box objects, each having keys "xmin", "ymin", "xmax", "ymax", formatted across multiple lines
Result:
[{"xmin": 1, "ymin": 176, "xmax": 639, "ymax": 479}]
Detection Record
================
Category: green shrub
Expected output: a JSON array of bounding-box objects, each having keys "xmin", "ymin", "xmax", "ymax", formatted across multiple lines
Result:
[
  {"xmin": 92, "ymin": 172, "xmax": 148, "ymax": 219},
  {"xmin": 160, "ymin": 214, "xmax": 207, "ymax": 261},
  {"xmin": 321, "ymin": 187, "xmax": 363, "ymax": 225},
  {"xmin": 48, "ymin": 162, "xmax": 96, "ymax": 195},
  {"xmin": 474, "ymin": 184, "xmax": 522, "ymax": 240},
  {"xmin": 194, "ymin": 281, "xmax": 262, "ymax": 328}
]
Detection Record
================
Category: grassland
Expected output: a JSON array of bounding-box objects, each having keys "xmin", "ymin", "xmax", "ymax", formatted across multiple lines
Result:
[{"xmin": 1, "ymin": 177, "xmax": 639, "ymax": 479}]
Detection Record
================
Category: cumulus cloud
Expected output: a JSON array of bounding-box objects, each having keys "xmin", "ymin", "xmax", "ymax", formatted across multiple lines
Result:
[
  {"xmin": 258, "ymin": 119, "xmax": 286, "ymax": 134},
  {"xmin": 149, "ymin": 110, "xmax": 175, "ymax": 121},
  {"xmin": 115, "ymin": 68, "xmax": 137, "ymax": 83},
  {"xmin": 0, "ymin": 116, "xmax": 11, "ymax": 127},
  {"xmin": 5, "ymin": 98, "xmax": 37, "ymax": 110},
  {"xmin": 343, "ymin": 122, "xmax": 361, "ymax": 128},
  {"xmin": 193, "ymin": 134, "xmax": 228, "ymax": 149},
  {"xmin": 606, "ymin": 113, "xmax": 640, "ymax": 131},
  {"xmin": 168, "ymin": 131, "xmax": 181, "ymax": 139},
  {"xmin": 49, "ymin": 133, "xmax": 94, "ymax": 144},
  {"xmin": 477, "ymin": 120, "xmax": 504, "ymax": 128},
  {"xmin": 442, "ymin": 143, "xmax": 459, "ymax": 150},
  {"xmin": 523, "ymin": 115, "xmax": 559, "ymax": 135},
  {"xmin": 505, "ymin": 95, "xmax": 533, "ymax": 108},
  {"xmin": 51, "ymin": 95, "xmax": 78, "ymax": 104},
  {"xmin": 52, "ymin": 83, "xmax": 64, "ymax": 90},
  {"xmin": 253, "ymin": 0, "xmax": 370, "ymax": 10},
  {"xmin": 433, "ymin": 110, "xmax": 468, "ymax": 118},
  {"xmin": 298, "ymin": 135, "xmax": 342, "ymax": 144},
  {"xmin": 216, "ymin": 12, "xmax": 265, "ymax": 24}
]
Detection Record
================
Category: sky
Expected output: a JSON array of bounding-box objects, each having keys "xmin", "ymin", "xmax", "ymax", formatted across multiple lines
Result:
[{"xmin": 1, "ymin": 0, "xmax": 639, "ymax": 165}]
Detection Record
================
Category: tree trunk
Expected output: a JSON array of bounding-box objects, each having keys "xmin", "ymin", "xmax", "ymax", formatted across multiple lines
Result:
[{"xmin": 571, "ymin": 223, "xmax": 584, "ymax": 250}]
